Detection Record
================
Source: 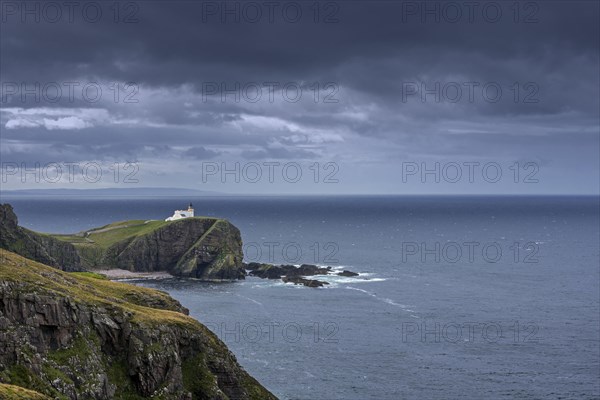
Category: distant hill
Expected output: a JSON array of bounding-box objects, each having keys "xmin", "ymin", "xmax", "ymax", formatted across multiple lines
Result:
[{"xmin": 0, "ymin": 187, "xmax": 224, "ymax": 197}]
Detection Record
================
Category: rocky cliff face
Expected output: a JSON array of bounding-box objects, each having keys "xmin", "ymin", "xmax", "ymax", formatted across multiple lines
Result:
[
  {"xmin": 0, "ymin": 249, "xmax": 277, "ymax": 400},
  {"xmin": 102, "ymin": 219, "xmax": 245, "ymax": 281},
  {"xmin": 0, "ymin": 203, "xmax": 246, "ymax": 281},
  {"xmin": 0, "ymin": 204, "xmax": 82, "ymax": 272}
]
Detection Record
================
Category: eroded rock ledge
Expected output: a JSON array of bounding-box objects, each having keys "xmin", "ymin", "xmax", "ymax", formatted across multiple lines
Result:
[
  {"xmin": 0, "ymin": 203, "xmax": 246, "ymax": 281},
  {"xmin": 0, "ymin": 249, "xmax": 277, "ymax": 400},
  {"xmin": 0, "ymin": 204, "xmax": 83, "ymax": 272}
]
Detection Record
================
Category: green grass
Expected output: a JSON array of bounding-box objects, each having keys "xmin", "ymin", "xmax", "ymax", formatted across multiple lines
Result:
[
  {"xmin": 47, "ymin": 334, "xmax": 94, "ymax": 366},
  {"xmin": 0, "ymin": 249, "xmax": 202, "ymax": 398},
  {"xmin": 85, "ymin": 220, "xmax": 169, "ymax": 248},
  {"xmin": 0, "ymin": 248, "xmax": 276, "ymax": 400},
  {"xmin": 181, "ymin": 353, "xmax": 220, "ymax": 397},
  {"xmin": 40, "ymin": 365, "xmax": 74, "ymax": 387},
  {"xmin": 50, "ymin": 217, "xmax": 223, "ymax": 268},
  {"xmin": 0, "ymin": 249, "xmax": 198, "ymax": 327},
  {"xmin": 0, "ymin": 365, "xmax": 66, "ymax": 400},
  {"xmin": 106, "ymin": 359, "xmax": 146, "ymax": 400},
  {"xmin": 71, "ymin": 271, "xmax": 108, "ymax": 280},
  {"xmin": 52, "ymin": 220, "xmax": 170, "ymax": 249},
  {"xmin": 0, "ymin": 384, "xmax": 52, "ymax": 400},
  {"xmin": 51, "ymin": 234, "xmax": 89, "ymax": 244}
]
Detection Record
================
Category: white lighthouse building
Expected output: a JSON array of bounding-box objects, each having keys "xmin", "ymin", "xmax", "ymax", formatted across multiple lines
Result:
[{"xmin": 165, "ymin": 203, "xmax": 195, "ymax": 221}]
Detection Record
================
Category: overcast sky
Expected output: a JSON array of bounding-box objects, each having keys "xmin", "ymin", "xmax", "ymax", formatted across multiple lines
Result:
[{"xmin": 1, "ymin": 0, "xmax": 598, "ymax": 194}]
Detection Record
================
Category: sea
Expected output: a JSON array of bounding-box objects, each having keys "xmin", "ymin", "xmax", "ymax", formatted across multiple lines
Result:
[{"xmin": 2, "ymin": 195, "xmax": 599, "ymax": 400}]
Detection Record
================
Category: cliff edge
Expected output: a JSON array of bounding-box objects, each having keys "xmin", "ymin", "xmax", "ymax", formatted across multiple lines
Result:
[
  {"xmin": 0, "ymin": 204, "xmax": 82, "ymax": 272},
  {"xmin": 0, "ymin": 249, "xmax": 277, "ymax": 399},
  {"xmin": 0, "ymin": 204, "xmax": 245, "ymax": 281}
]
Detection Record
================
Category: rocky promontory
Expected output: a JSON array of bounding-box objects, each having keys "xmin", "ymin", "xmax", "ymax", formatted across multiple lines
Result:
[
  {"xmin": 0, "ymin": 203, "xmax": 245, "ymax": 281},
  {"xmin": 0, "ymin": 249, "xmax": 277, "ymax": 399}
]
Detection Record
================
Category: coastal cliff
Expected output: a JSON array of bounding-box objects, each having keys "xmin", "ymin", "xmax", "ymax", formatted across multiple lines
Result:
[
  {"xmin": 0, "ymin": 204, "xmax": 245, "ymax": 281},
  {"xmin": 0, "ymin": 204, "xmax": 83, "ymax": 272},
  {"xmin": 0, "ymin": 249, "xmax": 277, "ymax": 399},
  {"xmin": 98, "ymin": 218, "xmax": 245, "ymax": 281}
]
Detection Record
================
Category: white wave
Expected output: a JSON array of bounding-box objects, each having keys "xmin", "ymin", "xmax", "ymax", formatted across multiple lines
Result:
[
  {"xmin": 235, "ymin": 294, "xmax": 263, "ymax": 306},
  {"xmin": 345, "ymin": 286, "xmax": 372, "ymax": 296},
  {"xmin": 318, "ymin": 275, "xmax": 387, "ymax": 284},
  {"xmin": 382, "ymin": 298, "xmax": 411, "ymax": 309},
  {"xmin": 345, "ymin": 286, "xmax": 416, "ymax": 315}
]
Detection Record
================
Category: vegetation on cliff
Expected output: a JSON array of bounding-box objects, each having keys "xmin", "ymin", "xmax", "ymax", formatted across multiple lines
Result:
[
  {"xmin": 0, "ymin": 249, "xmax": 277, "ymax": 399},
  {"xmin": 0, "ymin": 204, "xmax": 82, "ymax": 271},
  {"xmin": 0, "ymin": 203, "xmax": 246, "ymax": 281},
  {"xmin": 0, "ymin": 383, "xmax": 50, "ymax": 399}
]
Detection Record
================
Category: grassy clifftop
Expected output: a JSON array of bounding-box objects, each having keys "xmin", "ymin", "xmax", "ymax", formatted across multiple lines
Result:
[
  {"xmin": 53, "ymin": 219, "xmax": 176, "ymax": 249},
  {"xmin": 1, "ymin": 203, "xmax": 246, "ymax": 281},
  {"xmin": 0, "ymin": 249, "xmax": 277, "ymax": 399},
  {"xmin": 0, "ymin": 248, "xmax": 192, "ymax": 326},
  {"xmin": 0, "ymin": 384, "xmax": 50, "ymax": 400}
]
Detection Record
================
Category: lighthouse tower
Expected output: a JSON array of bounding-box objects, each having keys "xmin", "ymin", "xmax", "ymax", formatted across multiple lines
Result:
[{"xmin": 165, "ymin": 203, "xmax": 195, "ymax": 221}]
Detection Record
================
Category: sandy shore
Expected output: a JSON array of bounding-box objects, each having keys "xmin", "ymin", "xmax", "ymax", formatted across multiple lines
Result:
[{"xmin": 97, "ymin": 269, "xmax": 174, "ymax": 280}]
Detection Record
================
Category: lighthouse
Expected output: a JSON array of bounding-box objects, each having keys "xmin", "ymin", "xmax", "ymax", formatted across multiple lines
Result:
[{"xmin": 165, "ymin": 203, "xmax": 195, "ymax": 221}]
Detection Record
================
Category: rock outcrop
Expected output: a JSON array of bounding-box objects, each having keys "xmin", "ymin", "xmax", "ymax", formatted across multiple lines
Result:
[
  {"xmin": 99, "ymin": 219, "xmax": 245, "ymax": 281},
  {"xmin": 245, "ymin": 263, "xmax": 331, "ymax": 279},
  {"xmin": 0, "ymin": 249, "xmax": 277, "ymax": 399},
  {"xmin": 0, "ymin": 203, "xmax": 245, "ymax": 281},
  {"xmin": 245, "ymin": 263, "xmax": 360, "ymax": 288},
  {"xmin": 0, "ymin": 204, "xmax": 82, "ymax": 272},
  {"xmin": 281, "ymin": 276, "xmax": 330, "ymax": 288}
]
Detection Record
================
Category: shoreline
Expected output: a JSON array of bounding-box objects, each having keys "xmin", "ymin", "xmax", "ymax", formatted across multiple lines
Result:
[{"xmin": 97, "ymin": 269, "xmax": 174, "ymax": 280}]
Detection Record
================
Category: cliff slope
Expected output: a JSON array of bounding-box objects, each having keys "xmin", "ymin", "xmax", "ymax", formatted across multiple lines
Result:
[
  {"xmin": 0, "ymin": 249, "xmax": 277, "ymax": 399},
  {"xmin": 0, "ymin": 383, "xmax": 50, "ymax": 399},
  {"xmin": 0, "ymin": 204, "xmax": 245, "ymax": 281},
  {"xmin": 0, "ymin": 204, "xmax": 82, "ymax": 272}
]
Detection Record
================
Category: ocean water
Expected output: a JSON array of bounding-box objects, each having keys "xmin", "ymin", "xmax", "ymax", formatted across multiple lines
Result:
[{"xmin": 2, "ymin": 195, "xmax": 599, "ymax": 399}]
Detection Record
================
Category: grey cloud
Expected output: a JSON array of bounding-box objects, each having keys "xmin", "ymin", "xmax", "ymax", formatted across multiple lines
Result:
[{"xmin": 0, "ymin": 1, "xmax": 598, "ymax": 194}]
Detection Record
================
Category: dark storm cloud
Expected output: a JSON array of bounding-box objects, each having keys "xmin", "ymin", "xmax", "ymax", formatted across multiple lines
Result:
[
  {"xmin": 2, "ymin": 1, "xmax": 597, "ymax": 86},
  {"xmin": 0, "ymin": 0, "xmax": 598, "ymax": 193}
]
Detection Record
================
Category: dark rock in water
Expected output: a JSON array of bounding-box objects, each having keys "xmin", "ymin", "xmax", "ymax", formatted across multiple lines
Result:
[
  {"xmin": 246, "ymin": 262, "xmax": 359, "ymax": 287},
  {"xmin": 338, "ymin": 270, "xmax": 359, "ymax": 277},
  {"xmin": 291, "ymin": 264, "xmax": 331, "ymax": 277},
  {"xmin": 244, "ymin": 262, "xmax": 264, "ymax": 271},
  {"xmin": 282, "ymin": 276, "xmax": 329, "ymax": 288},
  {"xmin": 246, "ymin": 263, "xmax": 289, "ymax": 279},
  {"xmin": 246, "ymin": 263, "xmax": 331, "ymax": 279}
]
